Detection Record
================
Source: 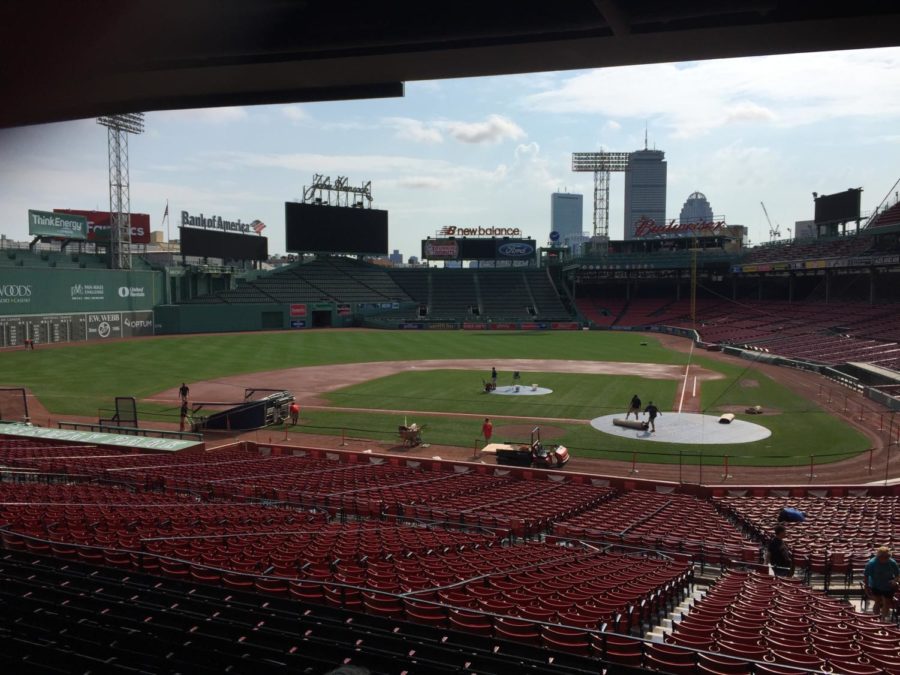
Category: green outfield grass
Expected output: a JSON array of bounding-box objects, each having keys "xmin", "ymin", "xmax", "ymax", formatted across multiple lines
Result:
[
  {"xmin": 278, "ymin": 408, "xmax": 863, "ymax": 468},
  {"xmin": 0, "ymin": 329, "xmax": 870, "ymax": 465},
  {"xmin": 0, "ymin": 330, "xmax": 684, "ymax": 416},
  {"xmin": 323, "ymin": 370, "xmax": 679, "ymax": 420},
  {"xmin": 316, "ymin": 365, "xmax": 868, "ymax": 465}
]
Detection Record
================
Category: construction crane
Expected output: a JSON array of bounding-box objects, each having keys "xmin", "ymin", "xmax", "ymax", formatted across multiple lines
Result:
[{"xmin": 760, "ymin": 201, "xmax": 781, "ymax": 242}]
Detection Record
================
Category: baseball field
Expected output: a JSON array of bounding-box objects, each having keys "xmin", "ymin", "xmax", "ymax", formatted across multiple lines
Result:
[{"xmin": 0, "ymin": 329, "xmax": 873, "ymax": 468}]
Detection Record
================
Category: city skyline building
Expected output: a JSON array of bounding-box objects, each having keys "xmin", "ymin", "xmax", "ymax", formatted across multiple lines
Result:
[
  {"xmin": 679, "ymin": 191, "xmax": 714, "ymax": 224},
  {"xmin": 623, "ymin": 148, "xmax": 667, "ymax": 239},
  {"xmin": 550, "ymin": 192, "xmax": 584, "ymax": 251}
]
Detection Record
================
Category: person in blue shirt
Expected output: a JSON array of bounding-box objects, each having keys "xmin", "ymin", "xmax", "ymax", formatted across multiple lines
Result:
[{"xmin": 864, "ymin": 546, "xmax": 900, "ymax": 621}]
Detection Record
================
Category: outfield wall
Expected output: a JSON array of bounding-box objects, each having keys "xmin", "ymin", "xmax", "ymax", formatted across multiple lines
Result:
[
  {"xmin": 0, "ymin": 268, "xmax": 162, "ymax": 316},
  {"xmin": 154, "ymin": 301, "xmax": 421, "ymax": 334},
  {"xmin": 0, "ymin": 267, "xmax": 164, "ymax": 346}
]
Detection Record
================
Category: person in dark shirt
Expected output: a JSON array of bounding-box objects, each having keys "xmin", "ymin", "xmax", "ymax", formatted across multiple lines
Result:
[
  {"xmin": 491, "ymin": 367, "xmax": 498, "ymax": 387},
  {"xmin": 767, "ymin": 524, "xmax": 793, "ymax": 577},
  {"xmin": 627, "ymin": 394, "xmax": 641, "ymax": 420},
  {"xmin": 179, "ymin": 401, "xmax": 190, "ymax": 432},
  {"xmin": 179, "ymin": 382, "xmax": 190, "ymax": 403},
  {"xmin": 643, "ymin": 401, "xmax": 660, "ymax": 432}
]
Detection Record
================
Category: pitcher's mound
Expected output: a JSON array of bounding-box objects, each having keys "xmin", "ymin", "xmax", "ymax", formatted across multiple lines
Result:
[{"xmin": 490, "ymin": 385, "xmax": 552, "ymax": 396}]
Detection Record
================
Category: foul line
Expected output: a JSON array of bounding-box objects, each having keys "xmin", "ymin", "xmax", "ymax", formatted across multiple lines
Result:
[{"xmin": 677, "ymin": 340, "xmax": 695, "ymax": 414}]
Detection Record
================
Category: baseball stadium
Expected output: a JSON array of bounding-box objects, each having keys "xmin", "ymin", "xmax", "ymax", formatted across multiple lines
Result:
[{"xmin": 3, "ymin": 4, "xmax": 900, "ymax": 675}]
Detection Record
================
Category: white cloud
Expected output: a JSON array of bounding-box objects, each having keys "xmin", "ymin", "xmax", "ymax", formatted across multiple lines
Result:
[
  {"xmin": 151, "ymin": 107, "xmax": 248, "ymax": 125},
  {"xmin": 723, "ymin": 102, "xmax": 776, "ymax": 124},
  {"xmin": 384, "ymin": 117, "xmax": 443, "ymax": 144},
  {"xmin": 524, "ymin": 48, "xmax": 900, "ymax": 138},
  {"xmin": 442, "ymin": 114, "xmax": 526, "ymax": 144},
  {"xmin": 396, "ymin": 176, "xmax": 447, "ymax": 189},
  {"xmin": 603, "ymin": 120, "xmax": 622, "ymax": 132},
  {"xmin": 281, "ymin": 105, "xmax": 309, "ymax": 124}
]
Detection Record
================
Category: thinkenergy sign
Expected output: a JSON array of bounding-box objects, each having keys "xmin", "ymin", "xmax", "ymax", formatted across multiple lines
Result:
[{"xmin": 181, "ymin": 210, "xmax": 251, "ymax": 233}]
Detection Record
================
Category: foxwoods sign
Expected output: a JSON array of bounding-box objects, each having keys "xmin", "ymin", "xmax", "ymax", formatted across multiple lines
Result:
[{"xmin": 181, "ymin": 210, "xmax": 251, "ymax": 233}]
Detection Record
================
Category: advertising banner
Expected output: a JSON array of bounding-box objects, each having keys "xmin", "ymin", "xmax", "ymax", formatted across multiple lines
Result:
[
  {"xmin": 399, "ymin": 322, "xmax": 426, "ymax": 330},
  {"xmin": 489, "ymin": 322, "xmax": 518, "ymax": 330},
  {"xmin": 422, "ymin": 239, "xmax": 461, "ymax": 260},
  {"xmin": 337, "ymin": 303, "xmax": 351, "ymax": 316},
  {"xmin": 495, "ymin": 239, "xmax": 536, "ymax": 260},
  {"xmin": 462, "ymin": 322, "xmax": 486, "ymax": 330},
  {"xmin": 289, "ymin": 304, "xmax": 307, "ymax": 317},
  {"xmin": 290, "ymin": 320, "xmax": 306, "ymax": 329},
  {"xmin": 53, "ymin": 209, "xmax": 151, "ymax": 244},
  {"xmin": 29, "ymin": 209, "xmax": 87, "ymax": 240},
  {"xmin": 421, "ymin": 237, "xmax": 537, "ymax": 261},
  {"xmin": 0, "ymin": 268, "xmax": 161, "ymax": 317},
  {"xmin": 551, "ymin": 322, "xmax": 580, "ymax": 330}
]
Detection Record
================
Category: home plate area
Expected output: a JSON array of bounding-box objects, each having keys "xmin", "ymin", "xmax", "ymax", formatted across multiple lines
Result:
[
  {"xmin": 490, "ymin": 385, "xmax": 553, "ymax": 396},
  {"xmin": 590, "ymin": 412, "xmax": 772, "ymax": 444}
]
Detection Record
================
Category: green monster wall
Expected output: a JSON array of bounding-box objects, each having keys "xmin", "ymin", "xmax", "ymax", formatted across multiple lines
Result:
[
  {"xmin": 0, "ymin": 268, "xmax": 162, "ymax": 316},
  {"xmin": 0, "ymin": 267, "xmax": 164, "ymax": 346}
]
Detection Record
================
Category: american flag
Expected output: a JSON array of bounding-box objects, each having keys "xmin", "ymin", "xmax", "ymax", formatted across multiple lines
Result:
[{"xmin": 251, "ymin": 219, "xmax": 266, "ymax": 234}]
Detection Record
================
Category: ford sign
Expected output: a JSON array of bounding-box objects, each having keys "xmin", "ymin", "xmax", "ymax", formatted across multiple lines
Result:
[{"xmin": 497, "ymin": 242, "xmax": 535, "ymax": 257}]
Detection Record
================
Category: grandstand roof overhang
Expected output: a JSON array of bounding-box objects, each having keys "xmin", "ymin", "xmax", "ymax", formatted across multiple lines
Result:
[{"xmin": 3, "ymin": 1, "xmax": 900, "ymax": 127}]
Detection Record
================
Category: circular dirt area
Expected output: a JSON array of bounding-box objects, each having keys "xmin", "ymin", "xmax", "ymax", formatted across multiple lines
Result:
[
  {"xmin": 589, "ymin": 412, "xmax": 772, "ymax": 444},
  {"xmin": 493, "ymin": 424, "xmax": 567, "ymax": 441},
  {"xmin": 490, "ymin": 385, "xmax": 553, "ymax": 396}
]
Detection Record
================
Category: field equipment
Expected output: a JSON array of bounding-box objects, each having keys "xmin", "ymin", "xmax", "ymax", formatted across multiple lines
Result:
[
  {"xmin": 197, "ymin": 389, "xmax": 294, "ymax": 432},
  {"xmin": 614, "ymin": 418, "xmax": 649, "ymax": 431},
  {"xmin": 398, "ymin": 423, "xmax": 424, "ymax": 447},
  {"xmin": 493, "ymin": 427, "xmax": 569, "ymax": 468}
]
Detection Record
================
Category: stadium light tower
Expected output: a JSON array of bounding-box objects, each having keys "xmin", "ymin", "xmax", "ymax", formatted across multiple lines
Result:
[
  {"xmin": 97, "ymin": 113, "xmax": 144, "ymax": 269},
  {"xmin": 572, "ymin": 150, "xmax": 629, "ymax": 254}
]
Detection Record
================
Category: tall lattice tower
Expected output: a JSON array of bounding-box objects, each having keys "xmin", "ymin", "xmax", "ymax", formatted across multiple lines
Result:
[
  {"xmin": 571, "ymin": 151, "xmax": 629, "ymax": 253},
  {"xmin": 97, "ymin": 113, "xmax": 144, "ymax": 269}
]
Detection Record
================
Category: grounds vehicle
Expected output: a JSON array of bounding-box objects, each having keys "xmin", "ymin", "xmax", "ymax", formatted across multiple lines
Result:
[{"xmin": 495, "ymin": 427, "xmax": 570, "ymax": 468}]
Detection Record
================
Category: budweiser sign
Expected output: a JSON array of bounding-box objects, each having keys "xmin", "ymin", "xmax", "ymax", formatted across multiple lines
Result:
[{"xmin": 634, "ymin": 216, "xmax": 726, "ymax": 238}]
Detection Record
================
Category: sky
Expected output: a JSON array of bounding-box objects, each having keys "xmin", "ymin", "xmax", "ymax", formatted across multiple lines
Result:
[{"xmin": 1, "ymin": 47, "xmax": 899, "ymax": 259}]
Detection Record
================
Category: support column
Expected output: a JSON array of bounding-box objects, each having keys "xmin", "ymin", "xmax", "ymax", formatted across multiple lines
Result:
[{"xmin": 788, "ymin": 274, "xmax": 795, "ymax": 303}]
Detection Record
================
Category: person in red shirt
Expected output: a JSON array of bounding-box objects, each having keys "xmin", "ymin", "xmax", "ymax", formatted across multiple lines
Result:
[
  {"xmin": 482, "ymin": 417, "xmax": 493, "ymax": 445},
  {"xmin": 289, "ymin": 402, "xmax": 300, "ymax": 425}
]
